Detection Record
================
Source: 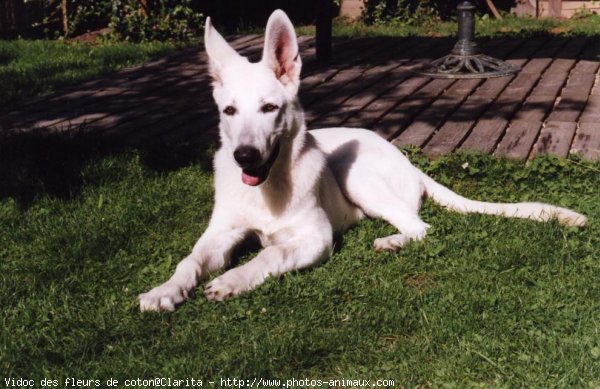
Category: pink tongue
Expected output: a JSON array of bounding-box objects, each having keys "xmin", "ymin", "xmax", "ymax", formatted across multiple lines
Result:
[{"xmin": 242, "ymin": 172, "xmax": 261, "ymax": 186}]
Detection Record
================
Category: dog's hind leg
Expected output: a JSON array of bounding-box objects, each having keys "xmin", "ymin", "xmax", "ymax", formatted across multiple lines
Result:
[
  {"xmin": 361, "ymin": 198, "xmax": 430, "ymax": 252},
  {"xmin": 340, "ymin": 162, "xmax": 429, "ymax": 252},
  {"xmin": 139, "ymin": 225, "xmax": 247, "ymax": 311}
]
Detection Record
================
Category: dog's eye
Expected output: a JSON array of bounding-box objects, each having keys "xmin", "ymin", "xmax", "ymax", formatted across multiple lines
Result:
[
  {"xmin": 261, "ymin": 103, "xmax": 279, "ymax": 113},
  {"xmin": 223, "ymin": 106, "xmax": 237, "ymax": 116}
]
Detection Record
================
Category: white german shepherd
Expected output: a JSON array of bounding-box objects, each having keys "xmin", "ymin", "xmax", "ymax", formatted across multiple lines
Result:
[{"xmin": 139, "ymin": 10, "xmax": 586, "ymax": 311}]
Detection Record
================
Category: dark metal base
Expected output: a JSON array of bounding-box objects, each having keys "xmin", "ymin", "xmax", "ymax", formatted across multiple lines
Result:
[{"xmin": 418, "ymin": 53, "xmax": 520, "ymax": 79}]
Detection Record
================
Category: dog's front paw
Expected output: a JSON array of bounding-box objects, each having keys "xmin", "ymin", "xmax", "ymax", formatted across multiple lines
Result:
[
  {"xmin": 139, "ymin": 282, "xmax": 190, "ymax": 312},
  {"xmin": 204, "ymin": 271, "xmax": 248, "ymax": 301}
]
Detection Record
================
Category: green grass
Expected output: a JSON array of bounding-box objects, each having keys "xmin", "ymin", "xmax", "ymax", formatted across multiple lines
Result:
[
  {"xmin": 295, "ymin": 13, "xmax": 600, "ymax": 38},
  {"xmin": 1, "ymin": 149, "xmax": 599, "ymax": 387},
  {"xmin": 0, "ymin": 39, "xmax": 184, "ymax": 106}
]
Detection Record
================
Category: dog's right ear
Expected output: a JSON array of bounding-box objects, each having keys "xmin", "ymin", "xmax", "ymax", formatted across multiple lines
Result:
[{"xmin": 204, "ymin": 17, "xmax": 241, "ymax": 86}]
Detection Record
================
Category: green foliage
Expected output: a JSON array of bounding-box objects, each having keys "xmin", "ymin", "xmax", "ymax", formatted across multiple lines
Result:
[
  {"xmin": 27, "ymin": 0, "xmax": 202, "ymax": 42},
  {"xmin": 1, "ymin": 150, "xmax": 599, "ymax": 385},
  {"xmin": 327, "ymin": 11, "xmax": 600, "ymax": 39},
  {"xmin": 109, "ymin": 0, "xmax": 204, "ymax": 42},
  {"xmin": 362, "ymin": 0, "xmax": 440, "ymax": 27},
  {"xmin": 473, "ymin": 12, "xmax": 600, "ymax": 37},
  {"xmin": 69, "ymin": 0, "xmax": 114, "ymax": 35},
  {"xmin": 0, "ymin": 39, "xmax": 181, "ymax": 106}
]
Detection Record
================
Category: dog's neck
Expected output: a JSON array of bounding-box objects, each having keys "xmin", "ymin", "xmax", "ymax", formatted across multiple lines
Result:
[{"xmin": 260, "ymin": 99, "xmax": 317, "ymax": 214}]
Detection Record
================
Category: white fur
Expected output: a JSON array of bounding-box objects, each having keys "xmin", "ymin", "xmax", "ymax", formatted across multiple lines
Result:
[{"xmin": 138, "ymin": 10, "xmax": 587, "ymax": 311}]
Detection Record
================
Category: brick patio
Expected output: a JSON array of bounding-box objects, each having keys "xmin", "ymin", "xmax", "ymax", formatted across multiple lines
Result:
[{"xmin": 1, "ymin": 34, "xmax": 599, "ymax": 160}]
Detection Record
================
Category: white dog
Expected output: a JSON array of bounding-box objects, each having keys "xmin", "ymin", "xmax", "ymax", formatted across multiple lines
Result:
[{"xmin": 139, "ymin": 10, "xmax": 587, "ymax": 311}]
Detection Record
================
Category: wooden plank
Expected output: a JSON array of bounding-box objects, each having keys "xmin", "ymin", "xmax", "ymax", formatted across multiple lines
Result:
[
  {"xmin": 303, "ymin": 37, "xmax": 382, "ymax": 76},
  {"xmin": 460, "ymin": 73, "xmax": 537, "ymax": 147},
  {"xmin": 422, "ymin": 120, "xmax": 475, "ymax": 157},
  {"xmin": 342, "ymin": 76, "xmax": 430, "ymax": 129},
  {"xmin": 40, "ymin": 67, "xmax": 212, "ymax": 136},
  {"xmin": 303, "ymin": 38, "xmax": 378, "ymax": 76},
  {"xmin": 373, "ymin": 78, "xmax": 455, "ymax": 139},
  {"xmin": 545, "ymin": 59, "xmax": 577, "ymax": 75},
  {"xmin": 495, "ymin": 120, "xmax": 543, "ymax": 160},
  {"xmin": 531, "ymin": 121, "xmax": 577, "ymax": 158},
  {"xmin": 308, "ymin": 61, "xmax": 408, "ymax": 126},
  {"xmin": 305, "ymin": 65, "xmax": 404, "ymax": 125},
  {"xmin": 503, "ymin": 73, "xmax": 546, "ymax": 97},
  {"xmin": 546, "ymin": 97, "xmax": 587, "ymax": 122},
  {"xmin": 339, "ymin": 37, "xmax": 479, "ymax": 130},
  {"xmin": 310, "ymin": 37, "xmax": 448, "ymax": 128},
  {"xmin": 579, "ymin": 95, "xmax": 600, "ymax": 123},
  {"xmin": 24, "ymin": 70, "xmax": 211, "ymax": 134},
  {"xmin": 125, "ymin": 105, "xmax": 218, "ymax": 145},
  {"xmin": 571, "ymin": 123, "xmax": 600, "ymax": 160},
  {"xmin": 460, "ymin": 118, "xmax": 509, "ymax": 153},
  {"xmin": 531, "ymin": 72, "xmax": 569, "ymax": 97},
  {"xmin": 455, "ymin": 38, "xmax": 562, "ymax": 153},
  {"xmin": 521, "ymin": 58, "xmax": 553, "ymax": 74},
  {"xmin": 392, "ymin": 78, "xmax": 481, "ymax": 147},
  {"xmin": 310, "ymin": 62, "xmax": 417, "ymax": 128},
  {"xmin": 592, "ymin": 72, "xmax": 600, "ymax": 95},
  {"xmin": 308, "ymin": 37, "xmax": 433, "ymax": 127},
  {"xmin": 300, "ymin": 68, "xmax": 339, "ymax": 93},
  {"xmin": 537, "ymin": 49, "xmax": 595, "ymax": 123},
  {"xmin": 471, "ymin": 76, "xmax": 515, "ymax": 99},
  {"xmin": 423, "ymin": 96, "xmax": 493, "ymax": 157},
  {"xmin": 561, "ymin": 73, "xmax": 597, "ymax": 97},
  {"xmin": 514, "ymin": 94, "xmax": 556, "ymax": 122},
  {"xmin": 420, "ymin": 43, "xmax": 522, "ymax": 156},
  {"xmin": 572, "ymin": 60, "xmax": 600, "ymax": 74},
  {"xmin": 301, "ymin": 39, "xmax": 401, "ymax": 110}
]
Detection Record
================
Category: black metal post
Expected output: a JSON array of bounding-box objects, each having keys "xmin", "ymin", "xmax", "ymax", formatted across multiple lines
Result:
[
  {"xmin": 418, "ymin": 0, "xmax": 519, "ymax": 78},
  {"xmin": 453, "ymin": 1, "xmax": 477, "ymax": 56},
  {"xmin": 316, "ymin": 0, "xmax": 333, "ymax": 61}
]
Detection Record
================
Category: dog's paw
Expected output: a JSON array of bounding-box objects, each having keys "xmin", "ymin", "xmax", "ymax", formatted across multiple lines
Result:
[
  {"xmin": 374, "ymin": 224, "xmax": 429, "ymax": 252},
  {"xmin": 204, "ymin": 272, "xmax": 247, "ymax": 301},
  {"xmin": 374, "ymin": 234, "xmax": 411, "ymax": 252},
  {"xmin": 138, "ymin": 282, "xmax": 190, "ymax": 312}
]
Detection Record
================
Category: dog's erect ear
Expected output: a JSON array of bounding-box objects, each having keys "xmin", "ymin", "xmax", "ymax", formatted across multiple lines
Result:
[
  {"xmin": 204, "ymin": 17, "xmax": 242, "ymax": 85},
  {"xmin": 262, "ymin": 10, "xmax": 302, "ymax": 94}
]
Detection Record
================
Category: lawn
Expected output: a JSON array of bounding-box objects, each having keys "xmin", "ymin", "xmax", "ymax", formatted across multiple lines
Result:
[
  {"xmin": 0, "ymin": 39, "xmax": 183, "ymax": 106},
  {"xmin": 296, "ymin": 13, "xmax": 600, "ymax": 38},
  {"xmin": 1, "ymin": 148, "xmax": 598, "ymax": 387},
  {"xmin": 2, "ymin": 12, "xmax": 600, "ymax": 388}
]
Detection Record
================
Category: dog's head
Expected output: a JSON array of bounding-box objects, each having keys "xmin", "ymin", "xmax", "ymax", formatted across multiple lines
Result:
[{"xmin": 205, "ymin": 10, "xmax": 302, "ymax": 186}]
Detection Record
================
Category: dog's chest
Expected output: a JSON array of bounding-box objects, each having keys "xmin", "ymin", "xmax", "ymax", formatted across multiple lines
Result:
[{"xmin": 216, "ymin": 172, "xmax": 320, "ymax": 236}]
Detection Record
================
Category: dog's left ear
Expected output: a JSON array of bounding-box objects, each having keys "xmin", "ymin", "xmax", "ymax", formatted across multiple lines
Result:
[{"xmin": 262, "ymin": 10, "xmax": 302, "ymax": 95}]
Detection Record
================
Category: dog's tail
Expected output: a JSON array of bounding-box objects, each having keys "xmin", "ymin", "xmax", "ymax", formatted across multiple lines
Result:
[{"xmin": 421, "ymin": 174, "xmax": 587, "ymax": 227}]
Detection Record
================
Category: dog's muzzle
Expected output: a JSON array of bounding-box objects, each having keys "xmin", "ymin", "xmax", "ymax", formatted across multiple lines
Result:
[
  {"xmin": 234, "ymin": 146, "xmax": 262, "ymax": 168},
  {"xmin": 234, "ymin": 140, "xmax": 281, "ymax": 186}
]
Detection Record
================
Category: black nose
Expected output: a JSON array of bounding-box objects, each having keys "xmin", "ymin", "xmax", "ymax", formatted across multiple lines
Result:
[{"xmin": 233, "ymin": 145, "xmax": 261, "ymax": 168}]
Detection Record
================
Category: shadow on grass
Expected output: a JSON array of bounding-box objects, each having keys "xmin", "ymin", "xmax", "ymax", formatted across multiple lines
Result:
[{"xmin": 0, "ymin": 128, "xmax": 217, "ymax": 208}]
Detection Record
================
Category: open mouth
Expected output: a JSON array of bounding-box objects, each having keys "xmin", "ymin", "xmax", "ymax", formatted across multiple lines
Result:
[{"xmin": 240, "ymin": 139, "xmax": 281, "ymax": 186}]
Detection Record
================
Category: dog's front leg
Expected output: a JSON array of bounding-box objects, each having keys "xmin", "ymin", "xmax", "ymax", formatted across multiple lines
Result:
[
  {"xmin": 204, "ymin": 229, "xmax": 332, "ymax": 301},
  {"xmin": 139, "ymin": 224, "xmax": 247, "ymax": 311}
]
